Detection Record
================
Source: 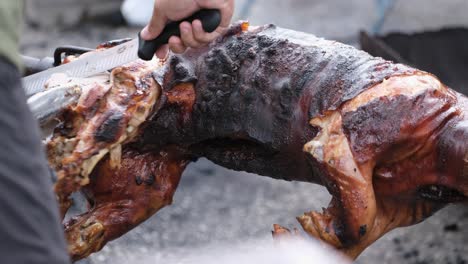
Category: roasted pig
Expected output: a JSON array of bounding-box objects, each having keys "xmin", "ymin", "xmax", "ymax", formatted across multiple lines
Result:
[{"xmin": 42, "ymin": 23, "xmax": 468, "ymax": 261}]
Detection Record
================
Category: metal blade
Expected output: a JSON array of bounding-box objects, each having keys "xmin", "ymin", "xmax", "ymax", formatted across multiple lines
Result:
[
  {"xmin": 27, "ymin": 84, "xmax": 82, "ymax": 126},
  {"xmin": 22, "ymin": 38, "xmax": 139, "ymax": 96}
]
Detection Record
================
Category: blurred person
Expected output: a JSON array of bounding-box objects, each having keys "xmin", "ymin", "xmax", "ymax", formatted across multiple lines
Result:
[
  {"xmin": 0, "ymin": 1, "xmax": 71, "ymax": 263},
  {"xmin": 121, "ymin": 0, "xmax": 155, "ymax": 27},
  {"xmin": 0, "ymin": 0, "xmax": 233, "ymax": 263}
]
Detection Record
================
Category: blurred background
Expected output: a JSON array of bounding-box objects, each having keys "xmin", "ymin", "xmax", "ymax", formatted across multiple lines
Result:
[{"xmin": 21, "ymin": 0, "xmax": 468, "ymax": 263}]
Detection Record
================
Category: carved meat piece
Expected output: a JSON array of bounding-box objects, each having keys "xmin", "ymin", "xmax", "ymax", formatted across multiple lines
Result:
[
  {"xmin": 44, "ymin": 23, "xmax": 468, "ymax": 261},
  {"xmin": 47, "ymin": 58, "xmax": 161, "ymax": 216}
]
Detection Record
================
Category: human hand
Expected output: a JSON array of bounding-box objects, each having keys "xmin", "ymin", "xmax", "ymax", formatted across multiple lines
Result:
[{"xmin": 140, "ymin": 0, "xmax": 235, "ymax": 59}]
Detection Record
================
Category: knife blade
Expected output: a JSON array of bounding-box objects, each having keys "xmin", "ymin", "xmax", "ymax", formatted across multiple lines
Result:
[{"xmin": 22, "ymin": 9, "xmax": 221, "ymax": 97}]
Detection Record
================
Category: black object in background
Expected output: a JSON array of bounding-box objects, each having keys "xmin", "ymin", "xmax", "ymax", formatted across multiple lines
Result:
[{"xmin": 361, "ymin": 28, "xmax": 468, "ymax": 96}]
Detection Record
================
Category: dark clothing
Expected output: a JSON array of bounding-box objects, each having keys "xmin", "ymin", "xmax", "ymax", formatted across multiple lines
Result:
[{"xmin": 0, "ymin": 58, "xmax": 70, "ymax": 264}]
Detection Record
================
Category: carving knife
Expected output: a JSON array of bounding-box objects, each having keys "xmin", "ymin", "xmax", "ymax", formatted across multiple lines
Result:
[{"xmin": 22, "ymin": 9, "xmax": 221, "ymax": 97}]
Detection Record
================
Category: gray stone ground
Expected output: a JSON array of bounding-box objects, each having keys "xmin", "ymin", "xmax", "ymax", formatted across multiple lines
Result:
[{"xmin": 20, "ymin": 0, "xmax": 468, "ymax": 263}]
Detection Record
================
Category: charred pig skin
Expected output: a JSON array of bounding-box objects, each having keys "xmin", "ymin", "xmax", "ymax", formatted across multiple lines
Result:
[
  {"xmin": 44, "ymin": 23, "xmax": 468, "ymax": 261},
  {"xmin": 142, "ymin": 25, "xmax": 414, "ymax": 182}
]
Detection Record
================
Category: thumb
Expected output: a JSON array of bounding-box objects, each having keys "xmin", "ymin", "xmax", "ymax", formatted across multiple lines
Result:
[{"xmin": 140, "ymin": 5, "xmax": 167, "ymax": 40}]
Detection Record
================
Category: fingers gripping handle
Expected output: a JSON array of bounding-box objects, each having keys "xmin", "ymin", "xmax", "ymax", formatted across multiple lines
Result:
[{"xmin": 138, "ymin": 9, "xmax": 221, "ymax": 61}]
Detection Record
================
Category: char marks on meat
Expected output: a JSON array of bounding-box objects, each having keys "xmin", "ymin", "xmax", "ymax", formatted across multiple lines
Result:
[{"xmin": 48, "ymin": 59, "xmax": 161, "ymax": 216}]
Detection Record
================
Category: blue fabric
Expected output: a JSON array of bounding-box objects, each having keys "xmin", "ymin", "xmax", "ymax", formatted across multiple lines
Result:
[{"xmin": 373, "ymin": 0, "xmax": 395, "ymax": 34}]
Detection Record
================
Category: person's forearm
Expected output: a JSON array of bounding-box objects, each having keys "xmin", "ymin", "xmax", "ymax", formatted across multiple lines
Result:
[{"xmin": 140, "ymin": 0, "xmax": 235, "ymax": 58}]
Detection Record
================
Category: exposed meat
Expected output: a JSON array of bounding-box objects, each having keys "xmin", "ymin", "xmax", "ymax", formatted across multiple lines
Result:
[
  {"xmin": 47, "ymin": 59, "xmax": 161, "ymax": 216},
  {"xmin": 45, "ymin": 23, "xmax": 468, "ymax": 261}
]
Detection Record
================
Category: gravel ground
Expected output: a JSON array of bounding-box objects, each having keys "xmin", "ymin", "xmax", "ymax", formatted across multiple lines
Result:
[{"xmin": 21, "ymin": 0, "xmax": 468, "ymax": 263}]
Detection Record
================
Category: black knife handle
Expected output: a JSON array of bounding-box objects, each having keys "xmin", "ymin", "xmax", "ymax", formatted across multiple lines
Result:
[{"xmin": 137, "ymin": 9, "xmax": 221, "ymax": 61}]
